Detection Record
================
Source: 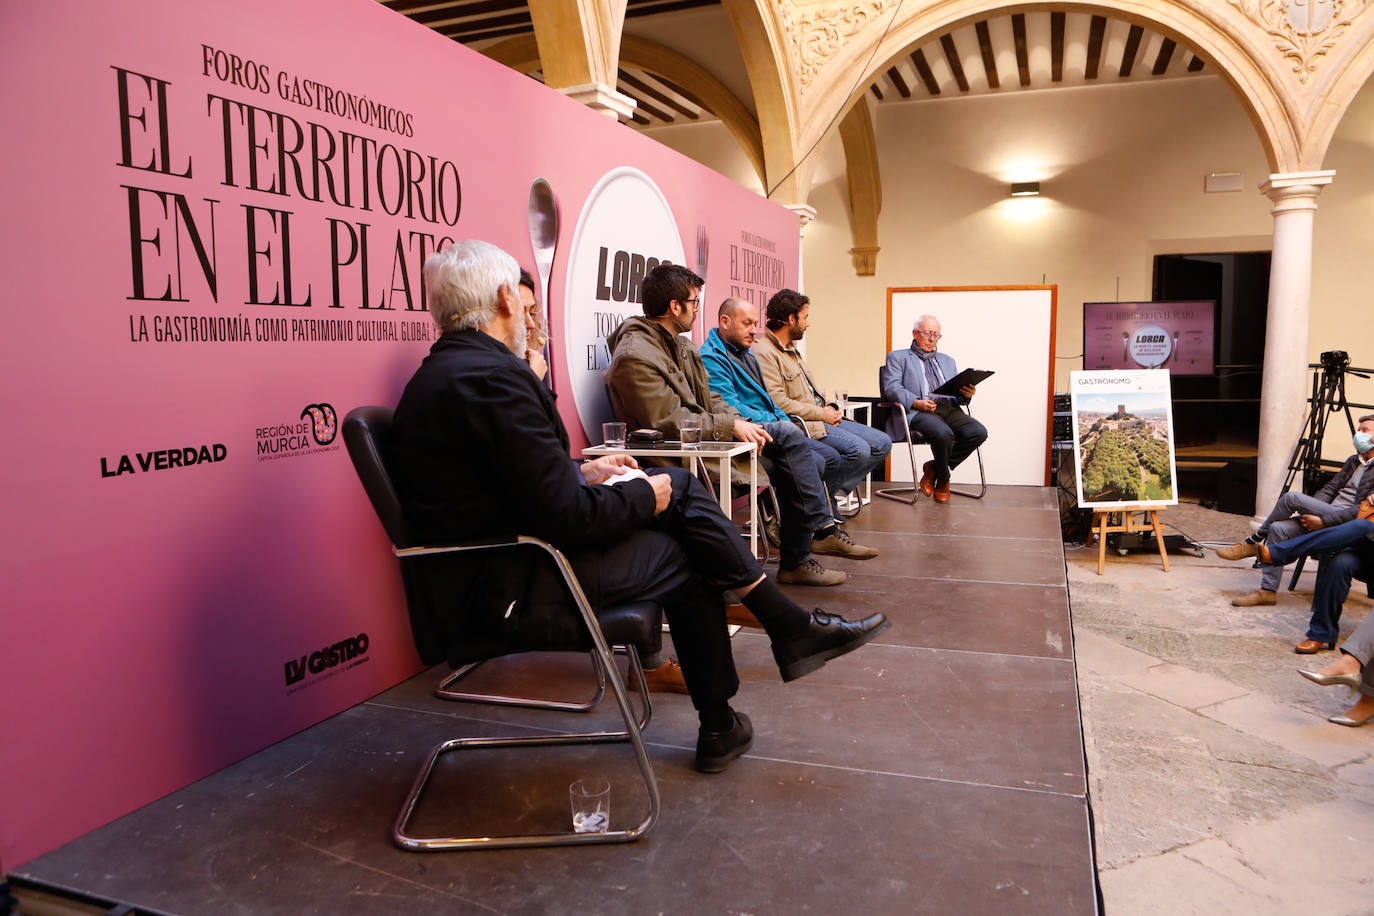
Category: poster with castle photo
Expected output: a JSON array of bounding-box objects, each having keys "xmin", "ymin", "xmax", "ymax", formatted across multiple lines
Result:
[{"xmin": 1069, "ymin": 370, "xmax": 1179, "ymax": 509}]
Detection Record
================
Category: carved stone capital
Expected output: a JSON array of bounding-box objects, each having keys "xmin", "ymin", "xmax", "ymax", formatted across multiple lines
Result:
[
  {"xmin": 558, "ymin": 82, "xmax": 637, "ymax": 119},
  {"xmin": 849, "ymin": 246, "xmax": 880, "ymax": 276},
  {"xmin": 1261, "ymin": 169, "xmax": 1335, "ymax": 213},
  {"xmin": 784, "ymin": 203, "xmax": 819, "ymax": 237}
]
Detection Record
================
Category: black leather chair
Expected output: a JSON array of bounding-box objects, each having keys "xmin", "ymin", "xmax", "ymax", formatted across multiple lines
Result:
[
  {"xmin": 343, "ymin": 405, "xmax": 661, "ymax": 851},
  {"xmin": 874, "ymin": 366, "xmax": 987, "ymax": 503}
]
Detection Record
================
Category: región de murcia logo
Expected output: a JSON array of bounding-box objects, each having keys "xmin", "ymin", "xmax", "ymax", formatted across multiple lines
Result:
[{"xmin": 256, "ymin": 402, "xmax": 339, "ymax": 461}]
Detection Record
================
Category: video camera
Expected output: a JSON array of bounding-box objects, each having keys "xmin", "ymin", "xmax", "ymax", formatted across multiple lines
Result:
[{"xmin": 1320, "ymin": 349, "xmax": 1350, "ymax": 371}]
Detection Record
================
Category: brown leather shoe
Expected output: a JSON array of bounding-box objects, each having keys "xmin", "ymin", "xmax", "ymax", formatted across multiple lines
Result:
[
  {"xmin": 777, "ymin": 559, "xmax": 847, "ymax": 586},
  {"xmin": 1216, "ymin": 541, "xmax": 1259, "ymax": 561},
  {"xmin": 933, "ymin": 480, "xmax": 951, "ymax": 503},
  {"xmin": 725, "ymin": 603, "xmax": 763, "ymax": 628},
  {"xmin": 919, "ymin": 460, "xmax": 936, "ymax": 498},
  {"xmin": 633, "ymin": 657, "xmax": 690, "ymax": 694},
  {"xmin": 1294, "ymin": 639, "xmax": 1336, "ymax": 654},
  {"xmin": 1231, "ymin": 589, "xmax": 1277, "ymax": 607}
]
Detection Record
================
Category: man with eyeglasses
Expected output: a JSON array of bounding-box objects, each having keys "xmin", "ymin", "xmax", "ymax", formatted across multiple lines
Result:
[
  {"xmin": 881, "ymin": 315, "xmax": 987, "ymax": 503},
  {"xmin": 607, "ymin": 264, "xmax": 866, "ymax": 586}
]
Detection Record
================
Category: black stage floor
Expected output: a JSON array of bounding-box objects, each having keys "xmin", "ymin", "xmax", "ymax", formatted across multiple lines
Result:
[{"xmin": 12, "ymin": 486, "xmax": 1097, "ymax": 915}]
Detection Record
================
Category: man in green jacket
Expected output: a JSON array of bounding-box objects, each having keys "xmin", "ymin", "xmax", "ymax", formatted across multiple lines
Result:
[{"xmin": 606, "ymin": 264, "xmax": 876, "ymax": 586}]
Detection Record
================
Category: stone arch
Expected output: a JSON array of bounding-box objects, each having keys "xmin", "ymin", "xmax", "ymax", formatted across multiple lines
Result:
[
  {"xmin": 721, "ymin": 0, "xmax": 809, "ymax": 202},
  {"xmin": 480, "ymin": 34, "xmax": 767, "ymax": 185},
  {"xmin": 620, "ymin": 36, "xmax": 767, "ymax": 184},
  {"xmin": 793, "ymin": 0, "xmax": 1302, "ymax": 174}
]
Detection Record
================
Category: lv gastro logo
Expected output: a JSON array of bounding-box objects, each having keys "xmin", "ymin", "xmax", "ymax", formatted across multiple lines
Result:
[{"xmin": 284, "ymin": 632, "xmax": 370, "ymax": 688}]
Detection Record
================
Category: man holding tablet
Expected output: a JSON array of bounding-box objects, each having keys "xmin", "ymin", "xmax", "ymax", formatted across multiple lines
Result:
[{"xmin": 881, "ymin": 315, "xmax": 988, "ymax": 503}]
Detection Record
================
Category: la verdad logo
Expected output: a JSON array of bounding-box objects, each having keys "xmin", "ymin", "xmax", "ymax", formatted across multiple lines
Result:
[{"xmin": 101, "ymin": 442, "xmax": 227, "ymax": 477}]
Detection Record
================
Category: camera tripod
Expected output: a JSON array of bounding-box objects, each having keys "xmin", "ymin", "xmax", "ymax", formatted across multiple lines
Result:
[
  {"xmin": 1277, "ymin": 352, "xmax": 1370, "ymax": 590},
  {"xmin": 1282, "ymin": 352, "xmax": 1369, "ymax": 497}
]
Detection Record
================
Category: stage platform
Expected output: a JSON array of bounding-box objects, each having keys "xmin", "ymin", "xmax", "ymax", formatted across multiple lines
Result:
[{"xmin": 11, "ymin": 485, "xmax": 1097, "ymax": 915}]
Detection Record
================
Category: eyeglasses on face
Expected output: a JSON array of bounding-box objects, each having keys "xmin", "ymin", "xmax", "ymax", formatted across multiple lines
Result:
[
  {"xmin": 679, "ymin": 298, "xmax": 700, "ymax": 306},
  {"xmin": 916, "ymin": 329, "xmax": 942, "ymax": 339}
]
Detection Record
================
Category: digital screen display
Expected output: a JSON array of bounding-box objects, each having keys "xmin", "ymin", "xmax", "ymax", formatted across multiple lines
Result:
[{"xmin": 1083, "ymin": 301, "xmax": 1216, "ymax": 375}]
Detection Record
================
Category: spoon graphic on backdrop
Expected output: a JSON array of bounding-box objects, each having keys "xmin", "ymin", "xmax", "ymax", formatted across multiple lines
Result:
[{"xmin": 528, "ymin": 178, "xmax": 559, "ymax": 391}]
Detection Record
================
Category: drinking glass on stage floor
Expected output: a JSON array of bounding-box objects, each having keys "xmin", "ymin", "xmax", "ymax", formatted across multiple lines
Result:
[{"xmin": 570, "ymin": 777, "xmax": 610, "ymax": 833}]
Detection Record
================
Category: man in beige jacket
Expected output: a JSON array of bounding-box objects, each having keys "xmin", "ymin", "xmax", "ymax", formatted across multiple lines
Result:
[{"xmin": 755, "ymin": 289, "xmax": 892, "ymax": 513}]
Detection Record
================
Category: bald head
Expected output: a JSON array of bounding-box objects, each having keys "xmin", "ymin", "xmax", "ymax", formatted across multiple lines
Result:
[
  {"xmin": 717, "ymin": 298, "xmax": 759, "ymax": 349},
  {"xmin": 718, "ymin": 297, "xmax": 749, "ymax": 320}
]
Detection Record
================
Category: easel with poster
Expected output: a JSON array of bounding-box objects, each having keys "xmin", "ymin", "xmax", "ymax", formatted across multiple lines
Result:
[{"xmin": 1069, "ymin": 369, "xmax": 1180, "ymax": 575}]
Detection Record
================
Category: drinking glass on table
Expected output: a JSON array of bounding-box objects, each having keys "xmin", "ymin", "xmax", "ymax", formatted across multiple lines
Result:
[
  {"xmin": 602, "ymin": 421, "xmax": 627, "ymax": 448},
  {"xmin": 833, "ymin": 389, "xmax": 849, "ymax": 412},
  {"xmin": 679, "ymin": 415, "xmax": 702, "ymax": 448}
]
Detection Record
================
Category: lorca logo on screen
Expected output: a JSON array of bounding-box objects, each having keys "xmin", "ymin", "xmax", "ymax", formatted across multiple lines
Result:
[
  {"xmin": 284, "ymin": 632, "xmax": 370, "ymax": 689},
  {"xmin": 100, "ymin": 442, "xmax": 227, "ymax": 477},
  {"xmin": 256, "ymin": 402, "xmax": 340, "ymax": 461}
]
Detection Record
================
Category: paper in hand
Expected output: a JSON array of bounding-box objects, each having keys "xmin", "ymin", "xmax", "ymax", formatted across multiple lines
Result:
[{"xmin": 599, "ymin": 467, "xmax": 650, "ymax": 486}]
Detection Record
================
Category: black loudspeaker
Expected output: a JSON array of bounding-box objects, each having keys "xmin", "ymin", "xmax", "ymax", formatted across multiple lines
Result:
[{"xmin": 1217, "ymin": 459, "xmax": 1257, "ymax": 516}]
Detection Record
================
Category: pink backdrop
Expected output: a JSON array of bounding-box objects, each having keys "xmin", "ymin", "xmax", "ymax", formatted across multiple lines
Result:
[{"xmin": 0, "ymin": 0, "xmax": 799, "ymax": 868}]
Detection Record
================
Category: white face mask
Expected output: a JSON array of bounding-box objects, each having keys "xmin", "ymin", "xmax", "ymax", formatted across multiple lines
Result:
[{"xmin": 1356, "ymin": 431, "xmax": 1374, "ymax": 454}]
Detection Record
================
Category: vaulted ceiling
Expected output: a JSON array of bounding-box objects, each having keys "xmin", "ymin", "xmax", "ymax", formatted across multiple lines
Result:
[{"xmin": 382, "ymin": 1, "xmax": 1210, "ymax": 129}]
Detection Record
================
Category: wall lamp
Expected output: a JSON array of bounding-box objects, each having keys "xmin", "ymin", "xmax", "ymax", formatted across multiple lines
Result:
[{"xmin": 1010, "ymin": 181, "xmax": 1041, "ymax": 197}]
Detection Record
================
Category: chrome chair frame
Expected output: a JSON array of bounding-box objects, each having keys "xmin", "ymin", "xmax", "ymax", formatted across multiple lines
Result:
[
  {"xmin": 873, "ymin": 389, "xmax": 987, "ymax": 503},
  {"xmin": 343, "ymin": 406, "xmax": 661, "ymax": 851}
]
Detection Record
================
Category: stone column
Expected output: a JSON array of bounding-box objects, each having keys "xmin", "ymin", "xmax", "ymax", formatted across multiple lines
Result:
[
  {"xmin": 1254, "ymin": 170, "xmax": 1334, "ymax": 519},
  {"xmin": 784, "ymin": 203, "xmax": 817, "ymax": 292}
]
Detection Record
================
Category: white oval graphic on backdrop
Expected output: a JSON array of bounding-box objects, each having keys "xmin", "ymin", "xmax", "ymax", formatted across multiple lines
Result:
[
  {"xmin": 563, "ymin": 167, "xmax": 685, "ymax": 443},
  {"xmin": 1129, "ymin": 325, "xmax": 1172, "ymax": 368}
]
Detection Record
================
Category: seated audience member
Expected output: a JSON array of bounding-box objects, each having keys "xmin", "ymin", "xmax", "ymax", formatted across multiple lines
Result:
[
  {"xmin": 1297, "ymin": 585, "xmax": 1374, "ymax": 725},
  {"xmin": 389, "ymin": 239, "xmax": 890, "ymax": 772},
  {"xmin": 755, "ymin": 289, "xmax": 892, "ymax": 514},
  {"xmin": 699, "ymin": 298, "xmax": 877, "ymax": 560},
  {"xmin": 1216, "ymin": 413, "xmax": 1374, "ymax": 607},
  {"xmin": 1242, "ymin": 505, "xmax": 1374, "ymax": 654},
  {"xmin": 881, "ymin": 315, "xmax": 987, "ymax": 504},
  {"xmin": 605, "ymin": 265, "xmax": 876, "ymax": 587},
  {"xmin": 518, "ymin": 270, "xmax": 549, "ymax": 381}
]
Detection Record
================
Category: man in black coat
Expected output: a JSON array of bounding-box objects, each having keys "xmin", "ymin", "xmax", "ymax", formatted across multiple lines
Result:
[{"xmin": 389, "ymin": 239, "xmax": 890, "ymax": 773}]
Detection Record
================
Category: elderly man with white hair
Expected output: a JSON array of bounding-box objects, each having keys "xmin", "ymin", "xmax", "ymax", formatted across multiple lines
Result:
[
  {"xmin": 881, "ymin": 314, "xmax": 988, "ymax": 503},
  {"xmin": 388, "ymin": 239, "xmax": 890, "ymax": 774}
]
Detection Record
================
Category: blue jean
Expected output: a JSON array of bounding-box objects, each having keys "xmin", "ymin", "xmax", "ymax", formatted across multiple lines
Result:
[
  {"xmin": 1255, "ymin": 492, "xmax": 1351, "ymax": 590},
  {"xmin": 812, "ymin": 419, "xmax": 892, "ymax": 497},
  {"xmin": 1265, "ymin": 518, "xmax": 1374, "ymax": 566},
  {"xmin": 759, "ymin": 421, "xmax": 833, "ymax": 569},
  {"xmin": 1308, "ymin": 539, "xmax": 1374, "ymax": 643}
]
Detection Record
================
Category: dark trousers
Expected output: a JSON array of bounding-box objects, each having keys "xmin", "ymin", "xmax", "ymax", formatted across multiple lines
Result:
[
  {"xmin": 569, "ymin": 467, "xmax": 762, "ymax": 710},
  {"xmin": 758, "ymin": 421, "xmax": 832, "ymax": 570},
  {"xmin": 1307, "ymin": 540, "xmax": 1374, "ymax": 643},
  {"xmin": 908, "ymin": 401, "xmax": 988, "ymax": 483}
]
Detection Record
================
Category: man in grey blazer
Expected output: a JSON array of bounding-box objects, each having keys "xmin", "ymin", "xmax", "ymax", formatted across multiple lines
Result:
[{"xmin": 881, "ymin": 315, "xmax": 987, "ymax": 503}]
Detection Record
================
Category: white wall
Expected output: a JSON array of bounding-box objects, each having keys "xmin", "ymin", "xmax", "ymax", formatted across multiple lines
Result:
[{"xmin": 643, "ymin": 70, "xmax": 1374, "ymax": 462}]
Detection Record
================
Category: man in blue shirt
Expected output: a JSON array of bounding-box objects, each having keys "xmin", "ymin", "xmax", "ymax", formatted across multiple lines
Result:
[
  {"xmin": 881, "ymin": 315, "xmax": 987, "ymax": 503},
  {"xmin": 701, "ymin": 298, "xmax": 878, "ymax": 569}
]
